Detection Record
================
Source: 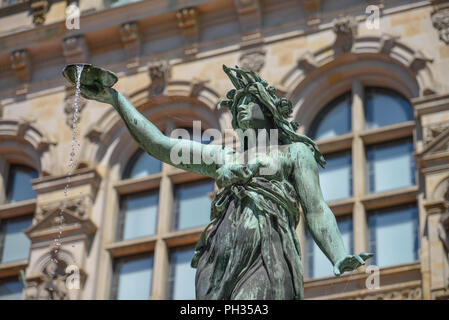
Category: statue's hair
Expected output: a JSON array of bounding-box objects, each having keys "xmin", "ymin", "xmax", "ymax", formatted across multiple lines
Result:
[{"xmin": 218, "ymin": 65, "xmax": 326, "ymax": 168}]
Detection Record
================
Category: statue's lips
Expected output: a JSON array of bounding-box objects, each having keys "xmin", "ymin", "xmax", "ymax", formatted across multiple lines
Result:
[{"xmin": 62, "ymin": 63, "xmax": 118, "ymax": 88}]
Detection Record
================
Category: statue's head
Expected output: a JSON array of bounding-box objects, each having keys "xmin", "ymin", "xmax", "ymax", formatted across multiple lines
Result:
[{"xmin": 219, "ymin": 64, "xmax": 327, "ymax": 168}]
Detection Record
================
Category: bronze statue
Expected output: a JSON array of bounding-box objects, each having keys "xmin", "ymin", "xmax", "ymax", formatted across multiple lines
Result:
[{"xmin": 63, "ymin": 63, "xmax": 372, "ymax": 300}]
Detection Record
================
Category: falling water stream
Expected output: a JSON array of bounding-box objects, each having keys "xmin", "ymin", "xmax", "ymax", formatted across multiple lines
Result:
[{"xmin": 50, "ymin": 65, "xmax": 84, "ymax": 280}]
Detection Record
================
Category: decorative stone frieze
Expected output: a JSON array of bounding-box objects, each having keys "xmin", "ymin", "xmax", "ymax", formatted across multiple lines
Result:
[
  {"xmin": 62, "ymin": 36, "xmax": 89, "ymax": 65},
  {"xmin": 238, "ymin": 48, "xmax": 265, "ymax": 72},
  {"xmin": 332, "ymin": 16, "xmax": 358, "ymax": 54},
  {"xmin": 11, "ymin": 49, "xmax": 32, "ymax": 82},
  {"xmin": 148, "ymin": 60, "xmax": 170, "ymax": 96},
  {"xmin": 355, "ymin": 287, "xmax": 422, "ymax": 300},
  {"xmin": 176, "ymin": 7, "xmax": 199, "ymax": 55}
]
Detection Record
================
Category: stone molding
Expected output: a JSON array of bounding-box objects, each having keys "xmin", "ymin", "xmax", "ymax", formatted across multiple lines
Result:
[
  {"xmin": 0, "ymin": 118, "xmax": 57, "ymax": 174},
  {"xmin": 281, "ymin": 34, "xmax": 437, "ymax": 108},
  {"xmin": 31, "ymin": 167, "xmax": 101, "ymax": 195}
]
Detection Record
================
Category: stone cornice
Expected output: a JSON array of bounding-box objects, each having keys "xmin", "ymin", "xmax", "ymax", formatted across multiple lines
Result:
[
  {"xmin": 31, "ymin": 168, "xmax": 101, "ymax": 195},
  {"xmin": 412, "ymin": 93, "xmax": 449, "ymax": 117}
]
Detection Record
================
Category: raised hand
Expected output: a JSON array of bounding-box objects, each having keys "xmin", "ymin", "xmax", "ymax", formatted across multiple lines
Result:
[
  {"xmin": 333, "ymin": 252, "xmax": 374, "ymax": 277},
  {"xmin": 79, "ymin": 82, "xmax": 116, "ymax": 105}
]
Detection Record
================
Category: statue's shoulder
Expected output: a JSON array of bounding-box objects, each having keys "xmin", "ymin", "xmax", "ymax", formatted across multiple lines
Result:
[{"xmin": 288, "ymin": 142, "xmax": 315, "ymax": 162}]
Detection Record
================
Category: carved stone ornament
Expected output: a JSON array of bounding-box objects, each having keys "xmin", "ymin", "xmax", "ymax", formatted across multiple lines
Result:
[
  {"xmin": 354, "ymin": 287, "xmax": 422, "ymax": 300},
  {"xmin": 148, "ymin": 61, "xmax": 170, "ymax": 96},
  {"xmin": 30, "ymin": 0, "xmax": 50, "ymax": 25},
  {"xmin": 64, "ymin": 85, "xmax": 86, "ymax": 128},
  {"xmin": 62, "ymin": 36, "xmax": 90, "ymax": 64},
  {"xmin": 238, "ymin": 48, "xmax": 266, "ymax": 73},
  {"xmin": 26, "ymin": 252, "xmax": 69, "ymax": 300},
  {"xmin": 35, "ymin": 196, "xmax": 89, "ymax": 223},
  {"xmin": 424, "ymin": 121, "xmax": 449, "ymax": 146},
  {"xmin": 10, "ymin": 49, "xmax": 32, "ymax": 82},
  {"xmin": 332, "ymin": 16, "xmax": 358, "ymax": 54},
  {"xmin": 432, "ymin": 8, "xmax": 449, "ymax": 45},
  {"xmin": 176, "ymin": 7, "xmax": 199, "ymax": 55}
]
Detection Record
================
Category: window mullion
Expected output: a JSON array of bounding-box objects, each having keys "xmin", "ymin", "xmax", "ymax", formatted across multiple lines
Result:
[{"xmin": 351, "ymin": 79, "xmax": 369, "ymax": 255}]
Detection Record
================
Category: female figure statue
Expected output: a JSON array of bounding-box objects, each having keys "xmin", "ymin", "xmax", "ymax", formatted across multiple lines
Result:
[{"xmin": 78, "ymin": 64, "xmax": 372, "ymax": 300}]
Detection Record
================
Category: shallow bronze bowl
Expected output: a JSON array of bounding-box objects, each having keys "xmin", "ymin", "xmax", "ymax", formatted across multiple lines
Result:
[{"xmin": 62, "ymin": 63, "xmax": 118, "ymax": 88}]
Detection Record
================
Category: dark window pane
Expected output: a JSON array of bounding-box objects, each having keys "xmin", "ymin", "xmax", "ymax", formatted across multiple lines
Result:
[
  {"xmin": 365, "ymin": 88, "xmax": 413, "ymax": 129},
  {"xmin": 0, "ymin": 278, "xmax": 23, "ymax": 300},
  {"xmin": 307, "ymin": 215, "xmax": 353, "ymax": 279},
  {"xmin": 112, "ymin": 254, "xmax": 153, "ymax": 300},
  {"xmin": 367, "ymin": 139, "xmax": 415, "ymax": 193},
  {"xmin": 369, "ymin": 205, "xmax": 419, "ymax": 268},
  {"xmin": 6, "ymin": 165, "xmax": 37, "ymax": 203},
  {"xmin": 118, "ymin": 191, "xmax": 159, "ymax": 241},
  {"xmin": 174, "ymin": 180, "xmax": 214, "ymax": 230},
  {"xmin": 124, "ymin": 151, "xmax": 161, "ymax": 179},
  {"xmin": 169, "ymin": 247, "xmax": 196, "ymax": 300},
  {"xmin": 310, "ymin": 93, "xmax": 352, "ymax": 140},
  {"xmin": 0, "ymin": 215, "xmax": 32, "ymax": 264},
  {"xmin": 318, "ymin": 151, "xmax": 352, "ymax": 201}
]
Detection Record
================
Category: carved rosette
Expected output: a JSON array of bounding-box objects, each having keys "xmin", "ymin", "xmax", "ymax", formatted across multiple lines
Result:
[
  {"xmin": 64, "ymin": 85, "xmax": 86, "ymax": 128},
  {"xmin": 238, "ymin": 49, "xmax": 266, "ymax": 73},
  {"xmin": 432, "ymin": 8, "xmax": 449, "ymax": 45},
  {"xmin": 148, "ymin": 61, "xmax": 171, "ymax": 96}
]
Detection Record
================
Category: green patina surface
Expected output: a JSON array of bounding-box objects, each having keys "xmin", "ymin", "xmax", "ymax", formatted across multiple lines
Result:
[{"xmin": 68, "ymin": 63, "xmax": 373, "ymax": 300}]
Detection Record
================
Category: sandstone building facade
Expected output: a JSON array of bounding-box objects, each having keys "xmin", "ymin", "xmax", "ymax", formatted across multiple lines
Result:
[{"xmin": 0, "ymin": 0, "xmax": 448, "ymax": 300}]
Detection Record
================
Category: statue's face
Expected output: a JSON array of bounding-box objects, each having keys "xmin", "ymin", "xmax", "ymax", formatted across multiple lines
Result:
[{"xmin": 235, "ymin": 94, "xmax": 271, "ymax": 130}]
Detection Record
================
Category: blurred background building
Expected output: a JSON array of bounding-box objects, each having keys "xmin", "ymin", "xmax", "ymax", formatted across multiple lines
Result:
[{"xmin": 0, "ymin": 0, "xmax": 448, "ymax": 300}]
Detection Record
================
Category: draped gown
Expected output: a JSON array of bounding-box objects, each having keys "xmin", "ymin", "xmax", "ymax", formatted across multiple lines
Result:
[{"xmin": 192, "ymin": 149, "xmax": 304, "ymax": 300}]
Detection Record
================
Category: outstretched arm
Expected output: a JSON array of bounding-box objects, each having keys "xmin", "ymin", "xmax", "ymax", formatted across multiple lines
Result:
[
  {"xmin": 292, "ymin": 143, "xmax": 372, "ymax": 276},
  {"xmin": 80, "ymin": 85, "xmax": 230, "ymax": 178}
]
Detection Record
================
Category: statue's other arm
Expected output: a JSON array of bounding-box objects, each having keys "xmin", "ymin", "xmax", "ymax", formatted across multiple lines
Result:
[
  {"xmin": 81, "ymin": 87, "xmax": 228, "ymax": 178},
  {"xmin": 292, "ymin": 142, "xmax": 372, "ymax": 276},
  {"xmin": 292, "ymin": 143, "xmax": 348, "ymax": 266}
]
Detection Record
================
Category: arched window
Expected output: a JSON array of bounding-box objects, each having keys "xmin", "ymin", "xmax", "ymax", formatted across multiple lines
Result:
[
  {"xmin": 6, "ymin": 165, "xmax": 38, "ymax": 203},
  {"xmin": 365, "ymin": 87, "xmax": 413, "ymax": 130},
  {"xmin": 305, "ymin": 83, "xmax": 417, "ymax": 279},
  {"xmin": 123, "ymin": 150, "xmax": 162, "ymax": 179},
  {"xmin": 109, "ymin": 116, "xmax": 218, "ymax": 300},
  {"xmin": 116, "ymin": 151, "xmax": 161, "ymax": 242},
  {"xmin": 0, "ymin": 163, "xmax": 36, "ymax": 269},
  {"xmin": 310, "ymin": 92, "xmax": 352, "ymax": 140}
]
